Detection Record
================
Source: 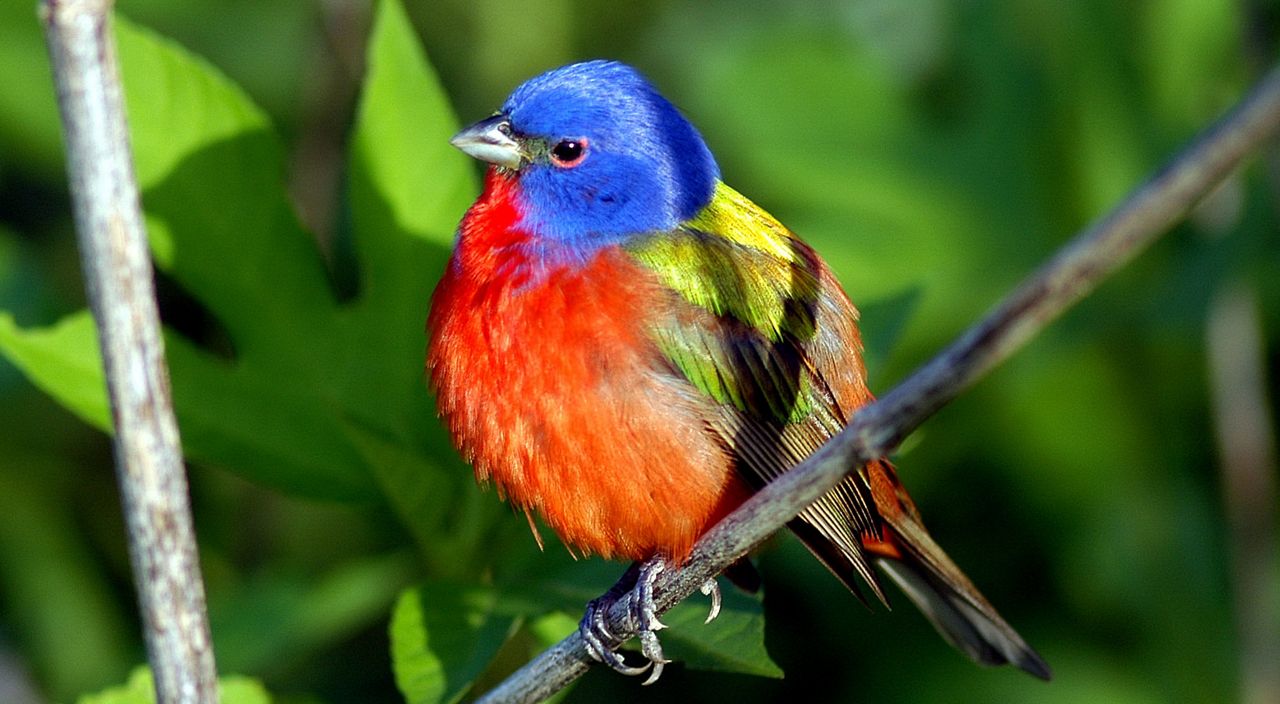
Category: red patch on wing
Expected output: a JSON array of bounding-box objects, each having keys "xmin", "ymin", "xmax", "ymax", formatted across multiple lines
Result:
[
  {"xmin": 427, "ymin": 169, "xmax": 747, "ymax": 561},
  {"xmin": 860, "ymin": 532, "xmax": 904, "ymax": 560},
  {"xmin": 859, "ymin": 460, "xmax": 909, "ymax": 559}
]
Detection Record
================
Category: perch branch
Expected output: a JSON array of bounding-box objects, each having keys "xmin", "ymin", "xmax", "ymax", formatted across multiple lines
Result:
[
  {"xmin": 40, "ymin": 1, "xmax": 218, "ymax": 701},
  {"xmin": 475, "ymin": 63, "xmax": 1280, "ymax": 704}
]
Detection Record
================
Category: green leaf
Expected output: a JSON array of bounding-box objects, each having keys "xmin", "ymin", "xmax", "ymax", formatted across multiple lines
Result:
[
  {"xmin": 342, "ymin": 0, "xmax": 477, "ymax": 442},
  {"xmin": 343, "ymin": 422, "xmax": 513, "ymax": 578},
  {"xmin": 658, "ymin": 583, "xmax": 783, "ymax": 678},
  {"xmin": 336, "ymin": 0, "xmax": 496, "ymax": 554},
  {"xmin": 390, "ymin": 583, "xmax": 520, "ymax": 704},
  {"xmin": 0, "ymin": 0, "xmax": 478, "ymax": 505},
  {"xmin": 76, "ymin": 667, "xmax": 272, "ymax": 704},
  {"xmin": 119, "ymin": 18, "xmax": 328, "ymax": 329},
  {"xmin": 0, "ymin": 311, "xmax": 110, "ymax": 431},
  {"xmin": 351, "ymin": 0, "xmax": 475, "ymax": 247}
]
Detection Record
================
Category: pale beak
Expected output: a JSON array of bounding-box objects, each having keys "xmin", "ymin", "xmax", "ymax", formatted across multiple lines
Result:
[{"xmin": 450, "ymin": 114, "xmax": 524, "ymax": 170}]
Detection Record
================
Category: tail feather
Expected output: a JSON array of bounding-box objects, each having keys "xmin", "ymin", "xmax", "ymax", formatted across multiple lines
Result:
[
  {"xmin": 876, "ymin": 545, "xmax": 1052, "ymax": 680},
  {"xmin": 868, "ymin": 458, "xmax": 1051, "ymax": 680},
  {"xmin": 788, "ymin": 514, "xmax": 883, "ymax": 609},
  {"xmin": 789, "ymin": 460, "xmax": 1051, "ymax": 680}
]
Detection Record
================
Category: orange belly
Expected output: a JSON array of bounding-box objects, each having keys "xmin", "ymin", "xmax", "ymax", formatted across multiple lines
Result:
[{"xmin": 428, "ymin": 246, "xmax": 747, "ymax": 561}]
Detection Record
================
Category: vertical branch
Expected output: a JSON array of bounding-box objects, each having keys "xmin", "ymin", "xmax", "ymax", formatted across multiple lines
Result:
[
  {"xmin": 40, "ymin": 1, "xmax": 218, "ymax": 702},
  {"xmin": 1207, "ymin": 286, "xmax": 1280, "ymax": 704}
]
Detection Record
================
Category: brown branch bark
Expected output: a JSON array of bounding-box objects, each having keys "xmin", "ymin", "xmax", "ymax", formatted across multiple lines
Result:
[
  {"xmin": 474, "ymin": 63, "xmax": 1280, "ymax": 704},
  {"xmin": 40, "ymin": 1, "xmax": 218, "ymax": 701}
]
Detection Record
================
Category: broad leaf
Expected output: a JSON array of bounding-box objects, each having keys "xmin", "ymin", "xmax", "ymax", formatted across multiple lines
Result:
[
  {"xmin": 390, "ymin": 583, "xmax": 520, "ymax": 704},
  {"xmin": 0, "ymin": 0, "xmax": 473, "ymax": 503}
]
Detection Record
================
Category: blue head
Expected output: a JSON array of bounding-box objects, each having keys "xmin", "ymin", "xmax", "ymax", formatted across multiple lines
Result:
[{"xmin": 451, "ymin": 61, "xmax": 720, "ymax": 253}]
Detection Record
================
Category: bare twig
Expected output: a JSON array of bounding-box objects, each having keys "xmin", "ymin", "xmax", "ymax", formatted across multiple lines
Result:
[
  {"xmin": 475, "ymin": 64, "xmax": 1280, "ymax": 704},
  {"xmin": 1207, "ymin": 286, "xmax": 1280, "ymax": 704},
  {"xmin": 40, "ymin": 1, "xmax": 218, "ymax": 702}
]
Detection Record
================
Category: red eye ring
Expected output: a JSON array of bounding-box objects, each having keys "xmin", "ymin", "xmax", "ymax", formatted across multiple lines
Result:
[{"xmin": 550, "ymin": 138, "xmax": 588, "ymax": 168}]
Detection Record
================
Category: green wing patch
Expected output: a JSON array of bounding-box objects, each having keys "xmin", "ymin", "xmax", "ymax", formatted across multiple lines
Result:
[
  {"xmin": 623, "ymin": 181, "xmax": 828, "ymax": 424},
  {"xmin": 625, "ymin": 182, "xmax": 820, "ymax": 342},
  {"xmin": 651, "ymin": 321, "xmax": 815, "ymax": 424},
  {"xmin": 624, "ymin": 181, "xmax": 885, "ymax": 607}
]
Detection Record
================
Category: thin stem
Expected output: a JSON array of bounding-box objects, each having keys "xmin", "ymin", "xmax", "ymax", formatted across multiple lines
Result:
[
  {"xmin": 475, "ymin": 63, "xmax": 1280, "ymax": 704},
  {"xmin": 40, "ymin": 1, "xmax": 218, "ymax": 702},
  {"xmin": 1207, "ymin": 286, "xmax": 1280, "ymax": 704}
]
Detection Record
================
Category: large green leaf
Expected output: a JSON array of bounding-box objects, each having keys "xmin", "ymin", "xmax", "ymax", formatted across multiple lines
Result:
[
  {"xmin": 342, "ymin": 422, "xmax": 518, "ymax": 580},
  {"xmin": 349, "ymin": 0, "xmax": 475, "ymax": 246},
  {"xmin": 0, "ymin": 0, "xmax": 63, "ymax": 181},
  {"xmin": 343, "ymin": 0, "xmax": 475, "ymax": 440},
  {"xmin": 0, "ymin": 0, "xmax": 473, "ymax": 502}
]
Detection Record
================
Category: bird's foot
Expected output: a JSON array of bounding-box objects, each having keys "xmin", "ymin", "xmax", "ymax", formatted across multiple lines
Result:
[
  {"xmin": 581, "ymin": 562, "xmax": 648, "ymax": 676},
  {"xmin": 579, "ymin": 558, "xmax": 673, "ymax": 684}
]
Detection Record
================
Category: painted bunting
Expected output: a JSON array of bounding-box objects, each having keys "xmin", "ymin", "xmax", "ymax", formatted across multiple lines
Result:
[{"xmin": 428, "ymin": 60, "xmax": 1050, "ymax": 683}]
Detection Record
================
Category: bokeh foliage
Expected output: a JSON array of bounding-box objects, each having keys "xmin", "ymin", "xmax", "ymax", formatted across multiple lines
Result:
[{"xmin": 1, "ymin": 0, "xmax": 1277, "ymax": 703}]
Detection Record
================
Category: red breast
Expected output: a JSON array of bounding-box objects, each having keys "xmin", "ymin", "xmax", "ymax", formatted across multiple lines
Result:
[{"xmin": 427, "ymin": 170, "xmax": 749, "ymax": 560}]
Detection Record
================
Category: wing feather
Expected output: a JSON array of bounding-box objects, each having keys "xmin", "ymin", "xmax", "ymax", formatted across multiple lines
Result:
[
  {"xmin": 623, "ymin": 183, "xmax": 1050, "ymax": 677},
  {"xmin": 623, "ymin": 182, "xmax": 886, "ymax": 603}
]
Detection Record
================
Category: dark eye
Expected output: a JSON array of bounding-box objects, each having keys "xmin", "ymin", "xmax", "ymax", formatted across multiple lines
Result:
[{"xmin": 550, "ymin": 138, "xmax": 587, "ymax": 167}]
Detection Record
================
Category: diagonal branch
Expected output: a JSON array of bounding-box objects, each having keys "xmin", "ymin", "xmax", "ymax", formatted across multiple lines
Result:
[
  {"xmin": 475, "ymin": 63, "xmax": 1280, "ymax": 704},
  {"xmin": 41, "ymin": 1, "xmax": 218, "ymax": 701}
]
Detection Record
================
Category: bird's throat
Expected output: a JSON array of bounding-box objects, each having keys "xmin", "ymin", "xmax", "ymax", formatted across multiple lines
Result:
[{"xmin": 456, "ymin": 168, "xmax": 630, "ymax": 285}]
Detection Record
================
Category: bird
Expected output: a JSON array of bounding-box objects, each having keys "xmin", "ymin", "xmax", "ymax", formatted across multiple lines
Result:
[{"xmin": 427, "ymin": 59, "xmax": 1050, "ymax": 683}]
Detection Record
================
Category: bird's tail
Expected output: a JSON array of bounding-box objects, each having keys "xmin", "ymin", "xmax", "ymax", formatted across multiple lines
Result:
[
  {"xmin": 863, "ymin": 461, "xmax": 1051, "ymax": 680},
  {"xmin": 871, "ymin": 524, "xmax": 1051, "ymax": 679}
]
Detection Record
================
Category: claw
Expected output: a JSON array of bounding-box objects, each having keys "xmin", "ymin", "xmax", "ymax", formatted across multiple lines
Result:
[
  {"xmin": 633, "ymin": 561, "xmax": 668, "ymax": 632},
  {"xmin": 636, "ymin": 561, "xmax": 672, "ymax": 685},
  {"xmin": 579, "ymin": 566, "xmax": 650, "ymax": 676},
  {"xmin": 640, "ymin": 629, "xmax": 669, "ymax": 686},
  {"xmin": 700, "ymin": 578, "xmax": 722, "ymax": 624},
  {"xmin": 577, "ymin": 558, "xmax": 675, "ymax": 683},
  {"xmin": 581, "ymin": 599, "xmax": 648, "ymax": 674}
]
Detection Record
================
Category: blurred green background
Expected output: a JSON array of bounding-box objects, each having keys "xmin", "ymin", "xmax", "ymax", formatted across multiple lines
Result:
[{"xmin": 2, "ymin": 0, "xmax": 1278, "ymax": 702}]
